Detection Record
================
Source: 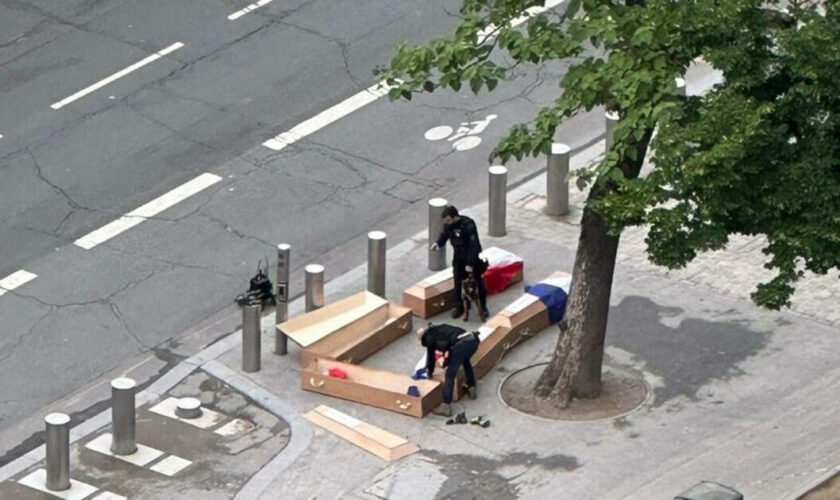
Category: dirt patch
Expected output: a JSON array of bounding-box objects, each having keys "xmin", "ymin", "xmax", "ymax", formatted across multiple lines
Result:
[
  {"xmin": 801, "ymin": 471, "xmax": 840, "ymax": 500},
  {"xmin": 500, "ymin": 363, "xmax": 648, "ymax": 421}
]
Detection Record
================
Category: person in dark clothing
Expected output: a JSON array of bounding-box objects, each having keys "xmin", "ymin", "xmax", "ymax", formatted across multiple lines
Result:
[
  {"xmin": 416, "ymin": 323, "xmax": 480, "ymax": 417},
  {"xmin": 430, "ymin": 205, "xmax": 488, "ymax": 319}
]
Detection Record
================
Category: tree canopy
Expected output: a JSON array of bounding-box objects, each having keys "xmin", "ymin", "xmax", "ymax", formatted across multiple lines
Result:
[{"xmin": 377, "ymin": 0, "xmax": 840, "ymax": 310}]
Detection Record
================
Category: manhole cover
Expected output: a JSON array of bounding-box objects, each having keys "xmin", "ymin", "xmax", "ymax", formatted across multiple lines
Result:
[{"xmin": 499, "ymin": 362, "xmax": 649, "ymax": 421}]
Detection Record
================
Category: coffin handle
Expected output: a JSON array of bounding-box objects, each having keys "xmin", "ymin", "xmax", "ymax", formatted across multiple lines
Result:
[
  {"xmin": 396, "ymin": 400, "xmax": 412, "ymax": 410},
  {"xmin": 309, "ymin": 377, "xmax": 325, "ymax": 388}
]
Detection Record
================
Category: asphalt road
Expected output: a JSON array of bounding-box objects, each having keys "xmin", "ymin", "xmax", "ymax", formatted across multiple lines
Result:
[{"xmin": 0, "ymin": 0, "xmax": 603, "ymax": 432}]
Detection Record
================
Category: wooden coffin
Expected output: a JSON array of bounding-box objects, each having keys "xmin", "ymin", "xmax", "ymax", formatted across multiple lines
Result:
[
  {"xmin": 277, "ymin": 291, "xmax": 388, "ymax": 348},
  {"xmin": 415, "ymin": 324, "xmax": 510, "ymax": 401},
  {"xmin": 471, "ymin": 324, "xmax": 517, "ymax": 379},
  {"xmin": 402, "ymin": 266, "xmax": 526, "ymax": 319},
  {"xmin": 302, "ymin": 303, "xmax": 413, "ymax": 365},
  {"xmin": 301, "ymin": 357, "xmax": 442, "ymax": 418},
  {"xmin": 303, "ymin": 405, "xmax": 418, "ymax": 461},
  {"xmin": 487, "ymin": 292, "xmax": 551, "ymax": 348},
  {"xmin": 402, "ymin": 268, "xmax": 455, "ymax": 319},
  {"xmin": 403, "ymin": 247, "xmax": 526, "ymax": 319}
]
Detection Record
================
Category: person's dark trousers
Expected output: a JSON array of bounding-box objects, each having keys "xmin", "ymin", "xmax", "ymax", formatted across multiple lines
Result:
[
  {"xmin": 452, "ymin": 258, "xmax": 488, "ymax": 310},
  {"xmin": 442, "ymin": 335, "xmax": 480, "ymax": 404}
]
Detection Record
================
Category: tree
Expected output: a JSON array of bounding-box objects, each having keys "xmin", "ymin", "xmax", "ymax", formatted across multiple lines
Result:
[{"xmin": 376, "ymin": 0, "xmax": 840, "ymax": 407}]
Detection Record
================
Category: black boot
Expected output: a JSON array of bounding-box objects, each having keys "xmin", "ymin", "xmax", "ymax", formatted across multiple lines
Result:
[{"xmin": 451, "ymin": 306, "xmax": 464, "ymax": 319}]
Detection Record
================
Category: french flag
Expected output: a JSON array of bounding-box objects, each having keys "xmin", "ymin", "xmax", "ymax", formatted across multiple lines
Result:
[
  {"xmin": 525, "ymin": 272, "xmax": 572, "ymax": 324},
  {"xmin": 480, "ymin": 247, "xmax": 524, "ymax": 295}
]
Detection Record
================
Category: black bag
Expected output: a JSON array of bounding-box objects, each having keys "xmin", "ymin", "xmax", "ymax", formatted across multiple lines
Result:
[{"xmin": 235, "ymin": 260, "xmax": 275, "ymax": 306}]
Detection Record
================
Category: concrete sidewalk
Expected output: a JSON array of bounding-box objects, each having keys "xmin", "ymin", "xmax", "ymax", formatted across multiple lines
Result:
[
  {"xmin": 211, "ymin": 134, "xmax": 838, "ymax": 499},
  {"xmin": 3, "ymin": 71, "xmax": 840, "ymax": 498}
]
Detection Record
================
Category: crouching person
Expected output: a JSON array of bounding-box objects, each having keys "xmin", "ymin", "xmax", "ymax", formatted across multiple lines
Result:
[{"xmin": 416, "ymin": 323, "xmax": 479, "ymax": 417}]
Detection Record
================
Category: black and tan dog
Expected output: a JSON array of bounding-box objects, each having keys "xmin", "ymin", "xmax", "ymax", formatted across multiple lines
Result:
[{"xmin": 461, "ymin": 272, "xmax": 488, "ymax": 322}]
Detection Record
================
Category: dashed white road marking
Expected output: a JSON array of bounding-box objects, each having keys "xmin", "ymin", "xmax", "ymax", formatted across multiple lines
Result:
[
  {"xmin": 0, "ymin": 270, "xmax": 37, "ymax": 297},
  {"xmin": 263, "ymin": 82, "xmax": 390, "ymax": 151},
  {"xmin": 228, "ymin": 0, "xmax": 276, "ymax": 20},
  {"xmin": 51, "ymin": 42, "xmax": 184, "ymax": 110},
  {"xmin": 74, "ymin": 173, "xmax": 222, "ymax": 250},
  {"xmin": 478, "ymin": 0, "xmax": 567, "ymax": 41},
  {"xmin": 261, "ymin": 0, "xmax": 567, "ymax": 152}
]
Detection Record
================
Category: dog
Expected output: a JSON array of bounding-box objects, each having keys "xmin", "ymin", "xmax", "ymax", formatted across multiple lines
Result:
[{"xmin": 462, "ymin": 272, "xmax": 488, "ymax": 322}]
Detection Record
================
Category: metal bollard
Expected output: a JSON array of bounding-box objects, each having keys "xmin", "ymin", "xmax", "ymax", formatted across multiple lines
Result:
[
  {"xmin": 428, "ymin": 198, "xmax": 447, "ymax": 271},
  {"xmin": 304, "ymin": 264, "xmax": 324, "ymax": 312},
  {"xmin": 110, "ymin": 378, "xmax": 137, "ymax": 455},
  {"xmin": 367, "ymin": 231, "xmax": 386, "ymax": 297},
  {"xmin": 275, "ymin": 243, "xmax": 290, "ymax": 355},
  {"xmin": 488, "ymin": 166, "xmax": 508, "ymax": 237},
  {"xmin": 242, "ymin": 302, "xmax": 261, "ymax": 372},
  {"xmin": 45, "ymin": 413, "xmax": 70, "ymax": 491},
  {"xmin": 605, "ymin": 111, "xmax": 620, "ymax": 152},
  {"xmin": 675, "ymin": 77, "xmax": 687, "ymax": 97},
  {"xmin": 546, "ymin": 143, "xmax": 571, "ymax": 216}
]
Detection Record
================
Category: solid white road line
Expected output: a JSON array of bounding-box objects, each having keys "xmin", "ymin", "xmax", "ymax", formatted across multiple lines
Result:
[
  {"xmin": 263, "ymin": 83, "xmax": 390, "ymax": 151},
  {"xmin": 479, "ymin": 0, "xmax": 567, "ymax": 41},
  {"xmin": 0, "ymin": 270, "xmax": 37, "ymax": 297},
  {"xmin": 228, "ymin": 0, "xmax": 276, "ymax": 20},
  {"xmin": 51, "ymin": 42, "xmax": 185, "ymax": 110},
  {"xmin": 261, "ymin": 0, "xmax": 567, "ymax": 152},
  {"xmin": 74, "ymin": 173, "xmax": 222, "ymax": 250}
]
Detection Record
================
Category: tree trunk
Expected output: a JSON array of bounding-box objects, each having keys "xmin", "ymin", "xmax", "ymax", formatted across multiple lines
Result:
[{"xmin": 534, "ymin": 130, "xmax": 653, "ymax": 407}]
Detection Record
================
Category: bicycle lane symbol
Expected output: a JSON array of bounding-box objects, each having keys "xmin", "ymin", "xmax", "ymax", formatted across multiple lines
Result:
[{"xmin": 423, "ymin": 114, "xmax": 498, "ymax": 151}]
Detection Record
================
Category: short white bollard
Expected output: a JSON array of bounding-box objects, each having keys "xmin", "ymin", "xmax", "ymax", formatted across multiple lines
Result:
[
  {"xmin": 110, "ymin": 377, "xmax": 137, "ymax": 455},
  {"xmin": 242, "ymin": 302, "xmax": 261, "ymax": 372},
  {"xmin": 546, "ymin": 143, "xmax": 571, "ymax": 216},
  {"xmin": 367, "ymin": 231, "xmax": 386, "ymax": 297},
  {"xmin": 275, "ymin": 243, "xmax": 290, "ymax": 355},
  {"xmin": 488, "ymin": 166, "xmax": 508, "ymax": 237},
  {"xmin": 428, "ymin": 198, "xmax": 448, "ymax": 271},
  {"xmin": 175, "ymin": 397, "xmax": 203, "ymax": 419},
  {"xmin": 605, "ymin": 111, "xmax": 620, "ymax": 152},
  {"xmin": 45, "ymin": 413, "xmax": 71, "ymax": 491},
  {"xmin": 304, "ymin": 264, "xmax": 325, "ymax": 312}
]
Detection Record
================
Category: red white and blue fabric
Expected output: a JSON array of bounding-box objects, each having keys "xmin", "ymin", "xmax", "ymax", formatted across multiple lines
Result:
[
  {"xmin": 480, "ymin": 247, "xmax": 524, "ymax": 295},
  {"xmin": 524, "ymin": 273, "xmax": 571, "ymax": 324}
]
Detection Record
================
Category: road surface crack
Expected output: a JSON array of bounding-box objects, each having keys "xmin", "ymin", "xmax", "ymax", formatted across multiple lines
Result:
[
  {"xmin": 24, "ymin": 147, "xmax": 99, "ymax": 234},
  {"xmin": 0, "ymin": 308, "xmax": 53, "ymax": 364},
  {"xmin": 109, "ymin": 301, "xmax": 146, "ymax": 349},
  {"xmin": 199, "ymin": 213, "xmax": 278, "ymax": 251},
  {"xmin": 276, "ymin": 19, "xmax": 363, "ymax": 87}
]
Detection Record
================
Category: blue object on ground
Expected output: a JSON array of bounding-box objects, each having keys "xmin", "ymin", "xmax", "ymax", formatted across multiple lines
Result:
[{"xmin": 523, "ymin": 283, "xmax": 569, "ymax": 324}]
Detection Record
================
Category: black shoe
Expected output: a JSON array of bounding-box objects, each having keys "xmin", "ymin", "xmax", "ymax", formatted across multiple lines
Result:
[
  {"xmin": 470, "ymin": 416, "xmax": 491, "ymax": 428},
  {"xmin": 451, "ymin": 307, "xmax": 464, "ymax": 319}
]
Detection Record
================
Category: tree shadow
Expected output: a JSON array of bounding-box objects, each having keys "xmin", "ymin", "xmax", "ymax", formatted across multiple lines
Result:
[{"xmin": 606, "ymin": 295, "xmax": 770, "ymax": 407}]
